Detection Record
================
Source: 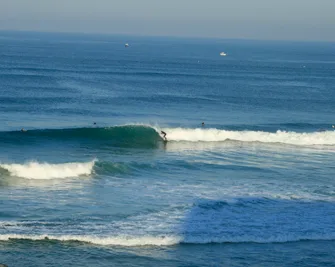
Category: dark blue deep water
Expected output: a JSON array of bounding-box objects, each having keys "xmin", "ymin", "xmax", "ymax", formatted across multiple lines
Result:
[{"xmin": 0, "ymin": 31, "xmax": 335, "ymax": 266}]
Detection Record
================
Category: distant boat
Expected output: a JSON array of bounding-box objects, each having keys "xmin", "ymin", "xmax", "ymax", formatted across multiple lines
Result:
[
  {"xmin": 220, "ymin": 52, "xmax": 227, "ymax": 56},
  {"xmin": 125, "ymin": 43, "xmax": 129, "ymax": 48}
]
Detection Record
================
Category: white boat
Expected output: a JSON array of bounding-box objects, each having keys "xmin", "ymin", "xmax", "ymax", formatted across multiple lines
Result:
[
  {"xmin": 220, "ymin": 52, "xmax": 227, "ymax": 56},
  {"xmin": 125, "ymin": 43, "xmax": 129, "ymax": 48}
]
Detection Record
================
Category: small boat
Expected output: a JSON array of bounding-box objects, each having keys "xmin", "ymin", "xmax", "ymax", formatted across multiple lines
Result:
[
  {"xmin": 220, "ymin": 52, "xmax": 227, "ymax": 56},
  {"xmin": 125, "ymin": 43, "xmax": 129, "ymax": 48}
]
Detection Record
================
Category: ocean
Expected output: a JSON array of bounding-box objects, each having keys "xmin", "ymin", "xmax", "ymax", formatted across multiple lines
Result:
[{"xmin": 0, "ymin": 31, "xmax": 334, "ymax": 266}]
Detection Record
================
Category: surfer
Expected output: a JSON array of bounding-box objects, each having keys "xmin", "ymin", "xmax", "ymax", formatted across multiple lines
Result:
[
  {"xmin": 202, "ymin": 122, "xmax": 205, "ymax": 127},
  {"xmin": 161, "ymin": 131, "xmax": 167, "ymax": 141}
]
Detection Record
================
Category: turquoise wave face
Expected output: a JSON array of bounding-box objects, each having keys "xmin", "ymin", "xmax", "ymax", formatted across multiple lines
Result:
[{"xmin": 0, "ymin": 125, "xmax": 163, "ymax": 148}]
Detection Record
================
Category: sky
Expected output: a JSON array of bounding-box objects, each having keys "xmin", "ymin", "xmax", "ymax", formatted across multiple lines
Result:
[{"xmin": 0, "ymin": 0, "xmax": 334, "ymax": 41}]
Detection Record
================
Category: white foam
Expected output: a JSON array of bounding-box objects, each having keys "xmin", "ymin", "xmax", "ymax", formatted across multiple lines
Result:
[
  {"xmin": 0, "ymin": 234, "xmax": 181, "ymax": 246},
  {"xmin": 0, "ymin": 160, "xmax": 96, "ymax": 179},
  {"xmin": 0, "ymin": 233, "xmax": 334, "ymax": 245},
  {"xmin": 161, "ymin": 128, "xmax": 335, "ymax": 146}
]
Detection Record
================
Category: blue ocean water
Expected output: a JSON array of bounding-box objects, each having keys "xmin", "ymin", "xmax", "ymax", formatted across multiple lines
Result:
[{"xmin": 0, "ymin": 31, "xmax": 335, "ymax": 266}]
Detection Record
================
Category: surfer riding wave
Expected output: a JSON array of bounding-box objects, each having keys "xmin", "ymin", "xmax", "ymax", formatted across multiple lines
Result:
[{"xmin": 161, "ymin": 131, "xmax": 167, "ymax": 141}]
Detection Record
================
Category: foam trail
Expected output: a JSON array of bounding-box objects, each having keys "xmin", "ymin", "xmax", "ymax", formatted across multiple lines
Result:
[
  {"xmin": 0, "ymin": 233, "xmax": 334, "ymax": 246},
  {"xmin": 0, "ymin": 234, "xmax": 181, "ymax": 246},
  {"xmin": 162, "ymin": 128, "xmax": 335, "ymax": 145},
  {"xmin": 0, "ymin": 160, "xmax": 96, "ymax": 179}
]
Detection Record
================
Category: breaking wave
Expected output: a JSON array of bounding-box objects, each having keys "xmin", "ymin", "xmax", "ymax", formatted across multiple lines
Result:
[
  {"xmin": 1, "ymin": 125, "xmax": 334, "ymax": 147},
  {"xmin": 0, "ymin": 233, "xmax": 334, "ymax": 246},
  {"xmin": 0, "ymin": 160, "xmax": 96, "ymax": 179},
  {"xmin": 0, "ymin": 234, "xmax": 180, "ymax": 246},
  {"xmin": 162, "ymin": 128, "xmax": 335, "ymax": 146}
]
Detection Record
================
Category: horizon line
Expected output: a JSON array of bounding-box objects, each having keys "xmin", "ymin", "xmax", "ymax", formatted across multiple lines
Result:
[{"xmin": 1, "ymin": 29, "xmax": 334, "ymax": 44}]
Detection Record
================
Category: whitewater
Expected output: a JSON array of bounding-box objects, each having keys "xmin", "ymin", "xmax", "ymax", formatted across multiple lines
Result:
[
  {"xmin": 160, "ymin": 127, "xmax": 335, "ymax": 145},
  {"xmin": 0, "ymin": 160, "xmax": 96, "ymax": 179}
]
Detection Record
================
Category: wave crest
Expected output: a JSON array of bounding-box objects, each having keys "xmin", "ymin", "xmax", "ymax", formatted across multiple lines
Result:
[
  {"xmin": 1, "ymin": 233, "xmax": 334, "ymax": 246},
  {"xmin": 1, "ymin": 125, "xmax": 162, "ymax": 148},
  {"xmin": 1, "ymin": 125, "xmax": 334, "ymax": 147},
  {"xmin": 163, "ymin": 128, "xmax": 335, "ymax": 145},
  {"xmin": 0, "ymin": 160, "xmax": 96, "ymax": 179},
  {"xmin": 0, "ymin": 234, "xmax": 180, "ymax": 246}
]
